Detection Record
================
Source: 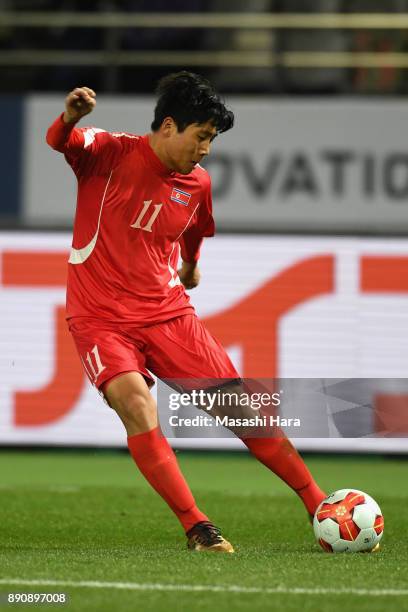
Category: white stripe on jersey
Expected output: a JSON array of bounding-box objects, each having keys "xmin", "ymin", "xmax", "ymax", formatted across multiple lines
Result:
[
  {"xmin": 111, "ymin": 132, "xmax": 139, "ymax": 139},
  {"xmin": 68, "ymin": 171, "xmax": 113, "ymax": 265},
  {"xmin": 83, "ymin": 127, "xmax": 106, "ymax": 149},
  {"xmin": 168, "ymin": 243, "xmax": 182, "ymax": 288}
]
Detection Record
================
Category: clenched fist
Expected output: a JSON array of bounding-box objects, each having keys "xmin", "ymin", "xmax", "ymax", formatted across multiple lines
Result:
[
  {"xmin": 178, "ymin": 261, "xmax": 201, "ymax": 289},
  {"xmin": 63, "ymin": 86, "xmax": 96, "ymax": 124}
]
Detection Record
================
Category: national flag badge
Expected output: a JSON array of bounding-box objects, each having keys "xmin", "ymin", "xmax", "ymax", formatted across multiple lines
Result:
[{"xmin": 170, "ymin": 187, "xmax": 191, "ymax": 206}]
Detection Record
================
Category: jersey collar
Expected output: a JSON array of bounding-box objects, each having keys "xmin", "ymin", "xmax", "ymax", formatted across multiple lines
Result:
[{"xmin": 141, "ymin": 134, "xmax": 177, "ymax": 177}]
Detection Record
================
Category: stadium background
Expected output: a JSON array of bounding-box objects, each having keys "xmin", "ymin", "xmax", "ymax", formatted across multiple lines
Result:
[{"xmin": 1, "ymin": 4, "xmax": 408, "ymax": 612}]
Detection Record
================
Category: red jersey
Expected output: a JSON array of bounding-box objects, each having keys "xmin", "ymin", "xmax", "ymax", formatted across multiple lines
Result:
[{"xmin": 46, "ymin": 114, "xmax": 215, "ymax": 325}]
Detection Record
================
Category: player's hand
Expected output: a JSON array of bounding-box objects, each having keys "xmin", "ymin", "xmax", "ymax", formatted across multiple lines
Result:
[
  {"xmin": 63, "ymin": 87, "xmax": 96, "ymax": 124},
  {"xmin": 178, "ymin": 261, "xmax": 201, "ymax": 289}
]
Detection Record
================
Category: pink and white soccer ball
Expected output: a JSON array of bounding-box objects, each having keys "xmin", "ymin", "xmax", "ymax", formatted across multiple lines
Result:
[{"xmin": 313, "ymin": 489, "xmax": 384, "ymax": 553}]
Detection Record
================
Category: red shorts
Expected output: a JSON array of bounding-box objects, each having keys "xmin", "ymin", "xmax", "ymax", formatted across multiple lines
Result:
[{"xmin": 68, "ymin": 314, "xmax": 240, "ymax": 393}]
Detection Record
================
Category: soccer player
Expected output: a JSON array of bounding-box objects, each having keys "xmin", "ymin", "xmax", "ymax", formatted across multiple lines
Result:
[{"xmin": 46, "ymin": 72, "xmax": 326, "ymax": 553}]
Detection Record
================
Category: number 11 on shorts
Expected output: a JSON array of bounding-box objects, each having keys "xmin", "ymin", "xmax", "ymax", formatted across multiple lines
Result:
[{"xmin": 81, "ymin": 344, "xmax": 106, "ymax": 384}]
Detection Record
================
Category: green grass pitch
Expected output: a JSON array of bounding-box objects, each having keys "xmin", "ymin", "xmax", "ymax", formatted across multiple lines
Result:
[{"xmin": 1, "ymin": 450, "xmax": 407, "ymax": 612}]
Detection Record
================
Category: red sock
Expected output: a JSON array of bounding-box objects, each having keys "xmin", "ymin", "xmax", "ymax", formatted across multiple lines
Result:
[
  {"xmin": 127, "ymin": 427, "xmax": 208, "ymax": 532},
  {"xmin": 243, "ymin": 437, "xmax": 326, "ymax": 516}
]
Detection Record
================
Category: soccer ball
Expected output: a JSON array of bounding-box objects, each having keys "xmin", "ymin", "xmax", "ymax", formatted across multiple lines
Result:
[{"xmin": 313, "ymin": 489, "xmax": 384, "ymax": 553}]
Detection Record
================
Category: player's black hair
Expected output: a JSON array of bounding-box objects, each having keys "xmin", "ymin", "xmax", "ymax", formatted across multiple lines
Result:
[{"xmin": 151, "ymin": 71, "xmax": 234, "ymax": 134}]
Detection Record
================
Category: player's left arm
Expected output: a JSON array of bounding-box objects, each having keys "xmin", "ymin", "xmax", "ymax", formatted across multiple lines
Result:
[
  {"xmin": 178, "ymin": 226, "xmax": 203, "ymax": 290},
  {"xmin": 178, "ymin": 174, "xmax": 215, "ymax": 289},
  {"xmin": 178, "ymin": 259, "xmax": 201, "ymax": 290}
]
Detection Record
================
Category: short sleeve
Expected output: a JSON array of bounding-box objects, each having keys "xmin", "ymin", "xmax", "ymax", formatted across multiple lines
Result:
[
  {"xmin": 179, "ymin": 172, "xmax": 215, "ymax": 263},
  {"xmin": 196, "ymin": 177, "xmax": 215, "ymax": 238},
  {"xmin": 46, "ymin": 113, "xmax": 139, "ymax": 176}
]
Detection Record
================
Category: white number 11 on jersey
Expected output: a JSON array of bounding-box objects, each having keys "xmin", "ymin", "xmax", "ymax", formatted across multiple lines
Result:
[{"xmin": 131, "ymin": 200, "xmax": 163, "ymax": 232}]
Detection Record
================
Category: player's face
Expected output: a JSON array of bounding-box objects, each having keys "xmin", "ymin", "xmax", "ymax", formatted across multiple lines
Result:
[{"xmin": 166, "ymin": 121, "xmax": 217, "ymax": 175}]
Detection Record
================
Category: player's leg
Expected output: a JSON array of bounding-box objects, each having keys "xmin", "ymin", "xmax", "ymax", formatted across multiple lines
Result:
[
  {"xmin": 204, "ymin": 379, "xmax": 326, "ymax": 518},
  {"xmin": 243, "ymin": 436, "xmax": 326, "ymax": 518},
  {"xmin": 68, "ymin": 318, "xmax": 231, "ymax": 550},
  {"xmin": 104, "ymin": 372, "xmax": 233, "ymax": 552},
  {"xmin": 103, "ymin": 372, "xmax": 212, "ymax": 533},
  {"xmin": 241, "ymin": 422, "xmax": 326, "ymax": 518},
  {"xmin": 194, "ymin": 379, "xmax": 325, "ymax": 518},
  {"xmin": 144, "ymin": 314, "xmax": 326, "ymax": 517}
]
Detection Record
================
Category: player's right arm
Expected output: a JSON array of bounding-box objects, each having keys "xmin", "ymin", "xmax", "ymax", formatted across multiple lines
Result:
[
  {"xmin": 64, "ymin": 86, "xmax": 96, "ymax": 125},
  {"xmin": 46, "ymin": 87, "xmax": 137, "ymax": 174},
  {"xmin": 46, "ymin": 87, "xmax": 96, "ymax": 154}
]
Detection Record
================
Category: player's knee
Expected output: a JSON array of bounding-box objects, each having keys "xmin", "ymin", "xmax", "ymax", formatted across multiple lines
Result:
[
  {"xmin": 204, "ymin": 383, "xmax": 257, "ymax": 419},
  {"xmin": 110, "ymin": 389, "xmax": 156, "ymax": 430}
]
